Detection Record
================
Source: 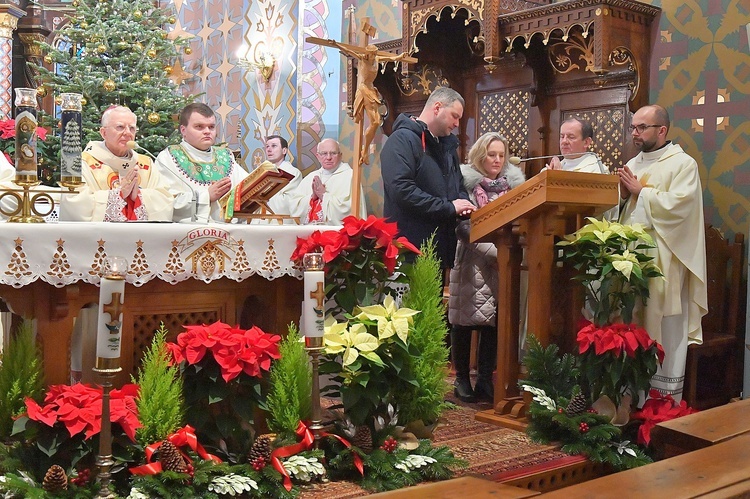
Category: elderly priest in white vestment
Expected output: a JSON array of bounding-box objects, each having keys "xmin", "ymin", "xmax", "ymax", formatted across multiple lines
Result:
[
  {"xmin": 59, "ymin": 105, "xmax": 174, "ymax": 222},
  {"xmin": 289, "ymin": 138, "xmax": 366, "ymax": 225},
  {"xmin": 618, "ymin": 104, "xmax": 707, "ymax": 403}
]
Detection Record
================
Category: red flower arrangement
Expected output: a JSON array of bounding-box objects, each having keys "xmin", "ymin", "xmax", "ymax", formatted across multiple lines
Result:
[
  {"xmin": 578, "ymin": 322, "xmax": 665, "ymax": 363},
  {"xmin": 166, "ymin": 321, "xmax": 282, "ymax": 457},
  {"xmin": 631, "ymin": 389, "xmax": 699, "ymax": 445},
  {"xmin": 576, "ymin": 322, "xmax": 665, "ymax": 407},
  {"xmin": 24, "ymin": 382, "xmax": 141, "ymax": 441},
  {"xmin": 291, "ymin": 215, "xmax": 420, "ymax": 313},
  {"xmin": 167, "ymin": 321, "xmax": 281, "ymax": 382}
]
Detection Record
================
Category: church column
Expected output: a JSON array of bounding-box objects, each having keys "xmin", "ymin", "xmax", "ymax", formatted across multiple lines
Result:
[{"xmin": 0, "ymin": 5, "xmax": 24, "ymax": 119}]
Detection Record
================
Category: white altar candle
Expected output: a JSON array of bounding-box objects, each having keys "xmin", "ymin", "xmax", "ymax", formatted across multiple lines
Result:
[
  {"xmin": 96, "ymin": 256, "xmax": 128, "ymax": 360},
  {"xmin": 303, "ymin": 253, "xmax": 325, "ymax": 338}
]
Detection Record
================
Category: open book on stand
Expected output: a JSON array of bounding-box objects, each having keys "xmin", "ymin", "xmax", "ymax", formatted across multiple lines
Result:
[{"xmin": 218, "ymin": 160, "xmax": 296, "ymax": 222}]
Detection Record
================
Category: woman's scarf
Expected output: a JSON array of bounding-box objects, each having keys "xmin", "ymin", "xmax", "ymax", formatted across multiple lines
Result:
[{"xmin": 473, "ymin": 175, "xmax": 511, "ymax": 208}]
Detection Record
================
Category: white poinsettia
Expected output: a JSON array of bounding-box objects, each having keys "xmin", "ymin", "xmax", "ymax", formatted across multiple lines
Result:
[
  {"xmin": 356, "ymin": 294, "xmax": 420, "ymax": 343},
  {"xmin": 323, "ymin": 319, "xmax": 381, "ymax": 367},
  {"xmin": 610, "ymin": 249, "xmax": 639, "ymax": 280}
]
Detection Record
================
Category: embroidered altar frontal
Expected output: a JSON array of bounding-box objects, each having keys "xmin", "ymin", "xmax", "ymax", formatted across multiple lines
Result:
[{"xmin": 0, "ymin": 222, "xmax": 339, "ymax": 386}]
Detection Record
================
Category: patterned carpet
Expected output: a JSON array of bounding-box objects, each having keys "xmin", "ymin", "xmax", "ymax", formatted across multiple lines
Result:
[{"xmin": 299, "ymin": 386, "xmax": 569, "ymax": 498}]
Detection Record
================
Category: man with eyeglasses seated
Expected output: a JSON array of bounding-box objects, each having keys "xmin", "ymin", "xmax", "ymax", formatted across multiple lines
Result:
[
  {"xmin": 60, "ymin": 105, "xmax": 174, "ymax": 221},
  {"xmin": 154, "ymin": 103, "xmax": 249, "ymax": 223},
  {"xmin": 618, "ymin": 104, "xmax": 707, "ymax": 403},
  {"xmin": 288, "ymin": 138, "xmax": 366, "ymax": 225}
]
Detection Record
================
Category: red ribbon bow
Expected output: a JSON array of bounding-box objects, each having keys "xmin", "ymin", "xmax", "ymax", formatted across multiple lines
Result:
[
  {"xmin": 270, "ymin": 421, "xmax": 364, "ymax": 491},
  {"xmin": 130, "ymin": 425, "xmax": 222, "ymax": 475}
]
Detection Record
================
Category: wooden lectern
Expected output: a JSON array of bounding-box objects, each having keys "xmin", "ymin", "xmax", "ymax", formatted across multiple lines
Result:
[{"xmin": 469, "ymin": 170, "xmax": 619, "ymax": 430}]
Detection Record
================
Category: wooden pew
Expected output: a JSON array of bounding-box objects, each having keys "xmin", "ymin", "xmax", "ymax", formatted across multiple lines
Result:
[
  {"xmin": 367, "ymin": 476, "xmax": 540, "ymax": 498},
  {"xmin": 650, "ymin": 398, "xmax": 750, "ymax": 459},
  {"xmin": 683, "ymin": 225, "xmax": 745, "ymax": 410},
  {"xmin": 540, "ymin": 432, "xmax": 750, "ymax": 498}
]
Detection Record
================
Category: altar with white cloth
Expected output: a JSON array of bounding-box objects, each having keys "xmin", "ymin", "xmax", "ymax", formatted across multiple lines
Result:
[{"xmin": 0, "ymin": 221, "xmax": 335, "ymax": 386}]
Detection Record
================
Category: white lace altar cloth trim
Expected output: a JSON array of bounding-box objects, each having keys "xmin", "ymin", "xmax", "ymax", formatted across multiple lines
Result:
[{"xmin": 0, "ymin": 222, "xmax": 341, "ymax": 288}]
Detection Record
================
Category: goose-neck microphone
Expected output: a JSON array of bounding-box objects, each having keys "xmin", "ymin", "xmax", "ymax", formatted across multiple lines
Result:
[{"xmin": 509, "ymin": 152, "xmax": 607, "ymax": 174}]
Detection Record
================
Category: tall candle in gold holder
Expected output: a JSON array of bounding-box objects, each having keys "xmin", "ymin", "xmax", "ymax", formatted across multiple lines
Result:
[
  {"xmin": 13, "ymin": 88, "xmax": 38, "ymax": 184},
  {"xmin": 302, "ymin": 252, "xmax": 325, "ymax": 444},
  {"xmin": 60, "ymin": 93, "xmax": 84, "ymax": 186},
  {"xmin": 95, "ymin": 256, "xmax": 127, "ymax": 371}
]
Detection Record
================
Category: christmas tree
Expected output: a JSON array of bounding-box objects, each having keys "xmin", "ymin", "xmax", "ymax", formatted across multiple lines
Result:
[{"xmin": 34, "ymin": 0, "xmax": 195, "ymax": 156}]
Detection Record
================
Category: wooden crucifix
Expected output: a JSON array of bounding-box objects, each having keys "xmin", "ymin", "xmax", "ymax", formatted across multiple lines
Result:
[{"xmin": 307, "ymin": 18, "xmax": 417, "ymax": 219}]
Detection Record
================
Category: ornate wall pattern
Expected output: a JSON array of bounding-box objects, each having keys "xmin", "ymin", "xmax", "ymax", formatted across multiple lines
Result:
[
  {"xmin": 648, "ymin": 0, "xmax": 750, "ymax": 236},
  {"xmin": 479, "ymin": 90, "xmax": 530, "ymax": 158},
  {"xmin": 0, "ymin": 37, "xmax": 11, "ymax": 119},
  {"xmin": 170, "ymin": 0, "xmax": 244, "ymax": 159},
  {"xmin": 240, "ymin": 0, "xmax": 299, "ymax": 170},
  {"xmin": 297, "ymin": 0, "xmax": 330, "ymax": 174}
]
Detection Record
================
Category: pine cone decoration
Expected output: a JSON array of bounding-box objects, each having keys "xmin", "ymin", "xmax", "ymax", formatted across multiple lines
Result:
[
  {"xmin": 248, "ymin": 433, "xmax": 276, "ymax": 463},
  {"xmin": 566, "ymin": 393, "xmax": 589, "ymax": 416},
  {"xmin": 351, "ymin": 425, "xmax": 373, "ymax": 453},
  {"xmin": 159, "ymin": 440, "xmax": 188, "ymax": 473},
  {"xmin": 43, "ymin": 464, "xmax": 68, "ymax": 492}
]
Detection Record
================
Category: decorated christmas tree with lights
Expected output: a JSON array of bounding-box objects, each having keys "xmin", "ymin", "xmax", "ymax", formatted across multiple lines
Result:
[{"xmin": 34, "ymin": 0, "xmax": 195, "ymax": 155}]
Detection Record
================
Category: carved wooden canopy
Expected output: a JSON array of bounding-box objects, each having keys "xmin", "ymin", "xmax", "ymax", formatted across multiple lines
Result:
[{"xmin": 395, "ymin": 0, "xmax": 660, "ymax": 108}]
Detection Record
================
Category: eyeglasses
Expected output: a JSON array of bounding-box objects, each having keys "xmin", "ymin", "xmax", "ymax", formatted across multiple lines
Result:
[
  {"xmin": 317, "ymin": 151, "xmax": 340, "ymax": 158},
  {"xmin": 109, "ymin": 124, "xmax": 138, "ymax": 134},
  {"xmin": 628, "ymin": 124, "xmax": 662, "ymax": 134}
]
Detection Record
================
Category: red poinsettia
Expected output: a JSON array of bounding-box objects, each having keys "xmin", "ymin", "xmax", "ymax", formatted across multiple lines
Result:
[
  {"xmin": 631, "ymin": 389, "xmax": 698, "ymax": 445},
  {"xmin": 167, "ymin": 321, "xmax": 281, "ymax": 383},
  {"xmin": 24, "ymin": 383, "xmax": 141, "ymax": 441},
  {"xmin": 291, "ymin": 215, "xmax": 420, "ymax": 314},
  {"xmin": 291, "ymin": 215, "xmax": 419, "ymax": 273},
  {"xmin": 577, "ymin": 322, "xmax": 665, "ymax": 363},
  {"xmin": 576, "ymin": 322, "xmax": 665, "ymax": 407}
]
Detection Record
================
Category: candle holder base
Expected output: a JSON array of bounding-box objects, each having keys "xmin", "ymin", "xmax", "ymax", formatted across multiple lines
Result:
[
  {"xmin": 60, "ymin": 177, "xmax": 85, "ymax": 191},
  {"xmin": 305, "ymin": 340, "xmax": 326, "ymax": 446},
  {"xmin": 0, "ymin": 181, "xmax": 55, "ymax": 223},
  {"xmin": 93, "ymin": 365, "xmax": 122, "ymax": 498}
]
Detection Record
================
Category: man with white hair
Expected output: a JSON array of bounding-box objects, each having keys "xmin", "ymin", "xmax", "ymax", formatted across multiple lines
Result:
[
  {"xmin": 289, "ymin": 138, "xmax": 366, "ymax": 225},
  {"xmin": 60, "ymin": 105, "xmax": 173, "ymax": 221}
]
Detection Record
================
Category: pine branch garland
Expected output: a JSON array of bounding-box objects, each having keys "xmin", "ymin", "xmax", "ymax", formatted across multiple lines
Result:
[{"xmin": 521, "ymin": 335, "xmax": 579, "ymax": 402}]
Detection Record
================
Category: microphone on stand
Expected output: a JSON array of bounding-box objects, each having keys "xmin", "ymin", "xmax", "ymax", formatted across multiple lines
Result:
[
  {"xmin": 510, "ymin": 152, "xmax": 608, "ymax": 174},
  {"xmin": 127, "ymin": 140, "xmax": 201, "ymax": 223},
  {"xmin": 508, "ymin": 154, "xmax": 562, "ymax": 165}
]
